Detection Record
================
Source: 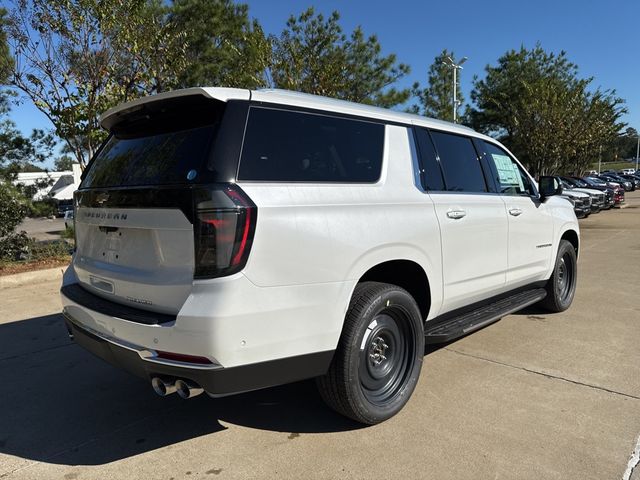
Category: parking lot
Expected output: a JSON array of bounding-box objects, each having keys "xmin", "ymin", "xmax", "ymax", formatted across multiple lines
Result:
[
  {"xmin": 16, "ymin": 217, "xmax": 66, "ymax": 242},
  {"xmin": 1, "ymin": 193, "xmax": 639, "ymax": 480}
]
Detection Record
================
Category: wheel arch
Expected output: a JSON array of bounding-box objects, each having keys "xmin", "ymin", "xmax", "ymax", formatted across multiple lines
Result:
[
  {"xmin": 560, "ymin": 229, "xmax": 580, "ymax": 258},
  {"xmin": 356, "ymin": 259, "xmax": 431, "ymax": 321}
]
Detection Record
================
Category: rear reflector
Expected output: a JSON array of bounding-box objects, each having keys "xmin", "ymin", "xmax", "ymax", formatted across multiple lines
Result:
[
  {"xmin": 156, "ymin": 350, "xmax": 214, "ymax": 365},
  {"xmin": 194, "ymin": 184, "xmax": 256, "ymax": 279}
]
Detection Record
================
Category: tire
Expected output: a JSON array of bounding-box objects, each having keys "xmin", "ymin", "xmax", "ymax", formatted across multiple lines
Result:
[
  {"xmin": 540, "ymin": 240, "xmax": 577, "ymax": 313},
  {"xmin": 316, "ymin": 281, "xmax": 424, "ymax": 425}
]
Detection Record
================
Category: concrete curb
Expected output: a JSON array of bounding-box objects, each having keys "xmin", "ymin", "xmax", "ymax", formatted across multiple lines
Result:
[{"xmin": 0, "ymin": 267, "xmax": 64, "ymax": 289}]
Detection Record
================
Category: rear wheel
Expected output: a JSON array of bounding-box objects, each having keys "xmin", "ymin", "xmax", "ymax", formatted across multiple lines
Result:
[
  {"xmin": 316, "ymin": 282, "xmax": 424, "ymax": 425},
  {"xmin": 541, "ymin": 240, "xmax": 577, "ymax": 312}
]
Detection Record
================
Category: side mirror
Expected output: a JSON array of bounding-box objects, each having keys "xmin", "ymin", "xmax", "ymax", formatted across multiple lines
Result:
[{"xmin": 539, "ymin": 176, "xmax": 563, "ymax": 201}]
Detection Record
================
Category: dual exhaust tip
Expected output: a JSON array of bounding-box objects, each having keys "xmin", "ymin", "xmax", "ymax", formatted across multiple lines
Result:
[{"xmin": 151, "ymin": 376, "xmax": 204, "ymax": 399}]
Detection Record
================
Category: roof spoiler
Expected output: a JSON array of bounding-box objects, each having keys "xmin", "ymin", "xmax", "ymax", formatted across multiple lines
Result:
[{"xmin": 99, "ymin": 87, "xmax": 251, "ymax": 131}]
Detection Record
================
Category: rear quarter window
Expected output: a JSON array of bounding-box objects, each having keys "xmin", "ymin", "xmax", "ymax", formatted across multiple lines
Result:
[{"xmin": 238, "ymin": 107, "xmax": 384, "ymax": 182}]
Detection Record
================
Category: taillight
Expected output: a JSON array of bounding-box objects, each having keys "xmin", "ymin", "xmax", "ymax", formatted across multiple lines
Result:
[
  {"xmin": 72, "ymin": 191, "xmax": 78, "ymax": 252},
  {"xmin": 193, "ymin": 184, "xmax": 257, "ymax": 279}
]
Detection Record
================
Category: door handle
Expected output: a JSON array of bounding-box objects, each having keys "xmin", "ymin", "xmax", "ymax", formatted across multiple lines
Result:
[
  {"xmin": 446, "ymin": 210, "xmax": 467, "ymax": 219},
  {"xmin": 509, "ymin": 208, "xmax": 523, "ymax": 216}
]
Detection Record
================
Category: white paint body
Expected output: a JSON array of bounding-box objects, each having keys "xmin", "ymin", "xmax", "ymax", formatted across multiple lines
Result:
[{"xmin": 62, "ymin": 88, "xmax": 579, "ymax": 371}]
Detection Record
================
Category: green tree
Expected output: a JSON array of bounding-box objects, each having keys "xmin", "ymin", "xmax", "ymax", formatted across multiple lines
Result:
[
  {"xmin": 604, "ymin": 127, "xmax": 639, "ymax": 161},
  {"xmin": 103, "ymin": 0, "xmax": 190, "ymax": 99},
  {"xmin": 7, "ymin": 0, "xmax": 126, "ymax": 167},
  {"xmin": 0, "ymin": 8, "xmax": 13, "ymax": 81},
  {"xmin": 410, "ymin": 49, "xmax": 464, "ymax": 122},
  {"xmin": 7, "ymin": 0, "xmax": 274, "ymax": 168},
  {"xmin": 0, "ymin": 96, "xmax": 56, "ymax": 178},
  {"xmin": 270, "ymin": 8, "xmax": 410, "ymax": 108},
  {"xmin": 170, "ymin": 0, "xmax": 270, "ymax": 89},
  {"xmin": 0, "ymin": 180, "xmax": 28, "ymax": 260},
  {"xmin": 54, "ymin": 155, "xmax": 74, "ymax": 171},
  {"xmin": 468, "ymin": 45, "xmax": 626, "ymax": 175}
]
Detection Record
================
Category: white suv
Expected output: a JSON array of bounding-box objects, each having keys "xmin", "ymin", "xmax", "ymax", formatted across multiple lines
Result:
[{"xmin": 61, "ymin": 88, "xmax": 579, "ymax": 424}]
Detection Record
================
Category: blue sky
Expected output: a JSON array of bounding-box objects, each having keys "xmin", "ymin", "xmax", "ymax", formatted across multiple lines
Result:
[{"xmin": 8, "ymin": 0, "xmax": 640, "ymax": 166}]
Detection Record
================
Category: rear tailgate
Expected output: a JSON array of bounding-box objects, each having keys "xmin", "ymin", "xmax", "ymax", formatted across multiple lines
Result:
[
  {"xmin": 71, "ymin": 91, "xmax": 249, "ymax": 315},
  {"xmin": 74, "ymin": 203, "xmax": 194, "ymax": 315}
]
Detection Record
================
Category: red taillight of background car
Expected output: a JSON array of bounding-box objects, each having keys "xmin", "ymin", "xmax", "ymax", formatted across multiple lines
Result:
[{"xmin": 193, "ymin": 184, "xmax": 257, "ymax": 279}]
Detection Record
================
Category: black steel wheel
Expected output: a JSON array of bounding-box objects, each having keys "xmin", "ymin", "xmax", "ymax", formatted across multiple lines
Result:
[
  {"xmin": 541, "ymin": 239, "xmax": 578, "ymax": 312},
  {"xmin": 316, "ymin": 282, "xmax": 424, "ymax": 424}
]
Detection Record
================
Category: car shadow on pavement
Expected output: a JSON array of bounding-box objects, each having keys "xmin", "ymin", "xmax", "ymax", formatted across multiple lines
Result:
[
  {"xmin": 510, "ymin": 305, "xmax": 552, "ymax": 317},
  {"xmin": 0, "ymin": 314, "xmax": 362, "ymax": 467}
]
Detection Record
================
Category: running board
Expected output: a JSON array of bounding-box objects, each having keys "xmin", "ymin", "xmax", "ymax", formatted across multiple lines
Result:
[{"xmin": 424, "ymin": 288, "xmax": 547, "ymax": 344}]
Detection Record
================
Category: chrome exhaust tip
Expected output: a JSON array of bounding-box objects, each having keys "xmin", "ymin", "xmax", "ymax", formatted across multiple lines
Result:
[
  {"xmin": 175, "ymin": 379, "xmax": 204, "ymax": 399},
  {"xmin": 151, "ymin": 376, "xmax": 177, "ymax": 396}
]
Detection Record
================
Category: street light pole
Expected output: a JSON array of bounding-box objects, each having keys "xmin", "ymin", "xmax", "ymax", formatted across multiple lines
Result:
[
  {"xmin": 636, "ymin": 136, "xmax": 639, "ymax": 173},
  {"xmin": 598, "ymin": 145, "xmax": 602, "ymax": 174},
  {"xmin": 442, "ymin": 55, "xmax": 467, "ymax": 123}
]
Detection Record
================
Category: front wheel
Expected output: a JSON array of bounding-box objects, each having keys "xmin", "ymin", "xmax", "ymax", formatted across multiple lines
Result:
[
  {"xmin": 316, "ymin": 282, "xmax": 424, "ymax": 425},
  {"xmin": 541, "ymin": 240, "xmax": 577, "ymax": 312}
]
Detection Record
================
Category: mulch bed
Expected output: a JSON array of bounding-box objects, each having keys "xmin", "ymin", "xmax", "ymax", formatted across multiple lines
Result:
[{"xmin": 0, "ymin": 256, "xmax": 71, "ymax": 276}]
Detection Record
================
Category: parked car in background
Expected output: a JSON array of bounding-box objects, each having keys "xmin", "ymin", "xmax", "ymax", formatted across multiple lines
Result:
[
  {"xmin": 620, "ymin": 174, "xmax": 640, "ymax": 189},
  {"xmin": 620, "ymin": 168, "xmax": 636, "ymax": 175},
  {"xmin": 57, "ymin": 201, "xmax": 74, "ymax": 217},
  {"xmin": 64, "ymin": 210, "xmax": 74, "ymax": 230},
  {"xmin": 558, "ymin": 177, "xmax": 604, "ymax": 213},
  {"xmin": 599, "ymin": 174, "xmax": 634, "ymax": 192},
  {"xmin": 559, "ymin": 188, "xmax": 591, "ymax": 218},
  {"xmin": 582, "ymin": 177, "xmax": 625, "ymax": 205},
  {"xmin": 564, "ymin": 177, "xmax": 614, "ymax": 209}
]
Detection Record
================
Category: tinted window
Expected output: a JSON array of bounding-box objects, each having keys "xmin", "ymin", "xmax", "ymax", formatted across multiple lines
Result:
[
  {"xmin": 585, "ymin": 177, "xmax": 606, "ymax": 186},
  {"xmin": 238, "ymin": 107, "xmax": 384, "ymax": 182},
  {"xmin": 572, "ymin": 178, "xmax": 588, "ymax": 187},
  {"xmin": 414, "ymin": 128, "xmax": 445, "ymax": 190},
  {"xmin": 430, "ymin": 131, "xmax": 486, "ymax": 192},
  {"xmin": 483, "ymin": 142, "xmax": 535, "ymax": 196},
  {"xmin": 82, "ymin": 98, "xmax": 228, "ymax": 188},
  {"xmin": 82, "ymin": 126, "xmax": 217, "ymax": 188}
]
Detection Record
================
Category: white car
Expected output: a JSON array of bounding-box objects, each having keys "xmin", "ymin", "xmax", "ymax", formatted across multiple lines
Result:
[
  {"xmin": 620, "ymin": 168, "xmax": 636, "ymax": 175},
  {"xmin": 61, "ymin": 88, "xmax": 579, "ymax": 424},
  {"xmin": 63, "ymin": 210, "xmax": 74, "ymax": 229}
]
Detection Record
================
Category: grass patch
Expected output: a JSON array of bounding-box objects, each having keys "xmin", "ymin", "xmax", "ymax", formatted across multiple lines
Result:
[
  {"xmin": 61, "ymin": 226, "xmax": 75, "ymax": 240},
  {"xmin": 589, "ymin": 161, "xmax": 638, "ymax": 172}
]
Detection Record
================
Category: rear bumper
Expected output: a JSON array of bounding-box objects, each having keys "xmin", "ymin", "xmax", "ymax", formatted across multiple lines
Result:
[
  {"xmin": 63, "ymin": 311, "xmax": 333, "ymax": 395},
  {"xmin": 60, "ymin": 263, "xmax": 349, "ymax": 393},
  {"xmin": 61, "ymin": 263, "xmax": 350, "ymax": 368}
]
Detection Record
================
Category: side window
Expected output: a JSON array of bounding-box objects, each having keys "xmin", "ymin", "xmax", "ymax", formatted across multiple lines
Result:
[
  {"xmin": 429, "ymin": 130, "xmax": 487, "ymax": 192},
  {"xmin": 483, "ymin": 142, "xmax": 535, "ymax": 196},
  {"xmin": 414, "ymin": 128, "xmax": 445, "ymax": 191},
  {"xmin": 238, "ymin": 107, "xmax": 384, "ymax": 182}
]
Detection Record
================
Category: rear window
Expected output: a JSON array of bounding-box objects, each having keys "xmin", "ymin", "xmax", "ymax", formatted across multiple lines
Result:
[
  {"xmin": 238, "ymin": 107, "xmax": 384, "ymax": 182},
  {"xmin": 82, "ymin": 97, "xmax": 224, "ymax": 188}
]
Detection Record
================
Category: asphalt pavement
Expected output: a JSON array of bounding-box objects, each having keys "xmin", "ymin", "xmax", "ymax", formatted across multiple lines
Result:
[
  {"xmin": 17, "ymin": 217, "xmax": 66, "ymax": 241},
  {"xmin": 1, "ymin": 194, "xmax": 639, "ymax": 480}
]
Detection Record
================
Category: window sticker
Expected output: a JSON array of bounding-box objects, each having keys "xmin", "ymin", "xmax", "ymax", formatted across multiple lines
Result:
[{"xmin": 492, "ymin": 154, "xmax": 524, "ymax": 192}]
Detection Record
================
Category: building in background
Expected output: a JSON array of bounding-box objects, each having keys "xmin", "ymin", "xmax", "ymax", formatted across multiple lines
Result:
[{"xmin": 14, "ymin": 163, "xmax": 82, "ymax": 214}]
